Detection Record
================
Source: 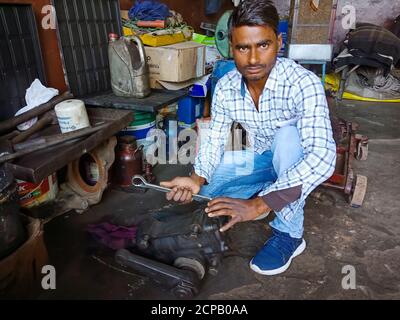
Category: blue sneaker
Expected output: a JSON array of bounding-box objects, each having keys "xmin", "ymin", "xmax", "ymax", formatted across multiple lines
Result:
[{"xmin": 250, "ymin": 228, "xmax": 306, "ymax": 275}]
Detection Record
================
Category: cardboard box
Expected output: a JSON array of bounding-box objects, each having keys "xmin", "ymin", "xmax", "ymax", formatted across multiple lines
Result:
[{"xmin": 145, "ymin": 41, "xmax": 206, "ymax": 83}]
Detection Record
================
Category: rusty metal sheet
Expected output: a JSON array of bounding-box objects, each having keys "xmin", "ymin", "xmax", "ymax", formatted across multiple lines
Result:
[
  {"xmin": 0, "ymin": 4, "xmax": 46, "ymax": 121},
  {"xmin": 52, "ymin": 0, "xmax": 122, "ymax": 97},
  {"xmin": 5, "ymin": 107, "xmax": 133, "ymax": 183},
  {"xmin": 81, "ymin": 89, "xmax": 188, "ymax": 113}
]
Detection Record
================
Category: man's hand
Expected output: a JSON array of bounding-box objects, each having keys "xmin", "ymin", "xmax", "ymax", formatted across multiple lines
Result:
[
  {"xmin": 206, "ymin": 197, "xmax": 271, "ymax": 232},
  {"xmin": 160, "ymin": 174, "xmax": 205, "ymax": 203}
]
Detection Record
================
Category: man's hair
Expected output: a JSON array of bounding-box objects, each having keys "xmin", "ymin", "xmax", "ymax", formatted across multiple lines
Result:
[{"xmin": 228, "ymin": 0, "xmax": 280, "ymax": 39}]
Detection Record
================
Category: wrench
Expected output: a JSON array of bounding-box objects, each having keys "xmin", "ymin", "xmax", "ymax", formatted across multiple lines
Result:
[{"xmin": 131, "ymin": 175, "xmax": 212, "ymax": 202}]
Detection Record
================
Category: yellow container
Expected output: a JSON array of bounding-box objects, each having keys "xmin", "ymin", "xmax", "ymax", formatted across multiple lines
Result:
[
  {"xmin": 123, "ymin": 26, "xmax": 135, "ymax": 36},
  {"xmin": 140, "ymin": 32, "xmax": 186, "ymax": 47}
]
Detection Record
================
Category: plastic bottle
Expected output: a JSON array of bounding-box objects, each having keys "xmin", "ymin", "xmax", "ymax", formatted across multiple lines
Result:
[{"xmin": 108, "ymin": 33, "xmax": 151, "ymax": 98}]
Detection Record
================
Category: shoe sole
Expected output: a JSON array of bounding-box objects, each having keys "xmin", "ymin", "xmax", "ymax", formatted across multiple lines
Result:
[{"xmin": 249, "ymin": 239, "xmax": 306, "ymax": 276}]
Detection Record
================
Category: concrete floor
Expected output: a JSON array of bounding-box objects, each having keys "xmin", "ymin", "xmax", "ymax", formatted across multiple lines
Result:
[{"xmin": 37, "ymin": 99, "xmax": 400, "ymax": 300}]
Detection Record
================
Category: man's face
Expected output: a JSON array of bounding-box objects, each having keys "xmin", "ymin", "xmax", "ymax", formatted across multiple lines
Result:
[{"xmin": 231, "ymin": 25, "xmax": 282, "ymax": 82}]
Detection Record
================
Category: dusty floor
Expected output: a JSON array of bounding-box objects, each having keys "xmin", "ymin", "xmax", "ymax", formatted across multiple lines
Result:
[{"xmin": 37, "ymin": 99, "xmax": 400, "ymax": 300}]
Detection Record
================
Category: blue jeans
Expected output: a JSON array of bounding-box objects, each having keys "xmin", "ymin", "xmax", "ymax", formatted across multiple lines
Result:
[{"xmin": 199, "ymin": 126, "xmax": 304, "ymax": 238}]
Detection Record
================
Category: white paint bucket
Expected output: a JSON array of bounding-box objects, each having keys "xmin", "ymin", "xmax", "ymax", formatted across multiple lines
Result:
[{"xmin": 54, "ymin": 99, "xmax": 90, "ymax": 133}]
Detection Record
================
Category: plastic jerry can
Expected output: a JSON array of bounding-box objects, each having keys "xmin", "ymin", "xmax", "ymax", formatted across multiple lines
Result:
[{"xmin": 108, "ymin": 33, "xmax": 151, "ymax": 98}]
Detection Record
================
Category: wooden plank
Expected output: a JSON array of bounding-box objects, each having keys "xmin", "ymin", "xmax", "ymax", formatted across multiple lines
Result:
[
  {"xmin": 298, "ymin": 0, "xmax": 333, "ymax": 24},
  {"xmin": 296, "ymin": 26, "xmax": 330, "ymax": 44},
  {"xmin": 81, "ymin": 89, "xmax": 188, "ymax": 112},
  {"xmin": 291, "ymin": 0, "xmax": 334, "ymax": 44},
  {"xmin": 5, "ymin": 108, "xmax": 133, "ymax": 183}
]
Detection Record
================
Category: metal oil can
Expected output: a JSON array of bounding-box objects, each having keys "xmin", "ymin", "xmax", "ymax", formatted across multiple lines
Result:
[{"xmin": 108, "ymin": 33, "xmax": 151, "ymax": 98}]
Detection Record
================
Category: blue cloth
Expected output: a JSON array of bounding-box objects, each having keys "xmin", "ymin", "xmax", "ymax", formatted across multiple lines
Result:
[
  {"xmin": 129, "ymin": 0, "xmax": 170, "ymax": 21},
  {"xmin": 199, "ymin": 125, "xmax": 305, "ymax": 238}
]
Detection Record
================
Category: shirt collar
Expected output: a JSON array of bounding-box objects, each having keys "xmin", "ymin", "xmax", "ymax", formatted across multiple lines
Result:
[{"xmin": 238, "ymin": 58, "xmax": 281, "ymax": 97}]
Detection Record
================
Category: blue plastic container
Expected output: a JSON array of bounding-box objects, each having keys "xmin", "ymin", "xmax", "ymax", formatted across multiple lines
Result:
[
  {"xmin": 178, "ymin": 97, "xmax": 204, "ymax": 125},
  {"xmin": 278, "ymin": 20, "xmax": 289, "ymax": 57}
]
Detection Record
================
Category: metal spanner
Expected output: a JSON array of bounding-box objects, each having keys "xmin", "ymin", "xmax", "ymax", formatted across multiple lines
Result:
[{"xmin": 131, "ymin": 175, "xmax": 212, "ymax": 202}]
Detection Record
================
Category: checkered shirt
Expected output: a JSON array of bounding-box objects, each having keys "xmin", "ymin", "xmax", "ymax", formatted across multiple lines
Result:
[{"xmin": 194, "ymin": 57, "xmax": 337, "ymax": 220}]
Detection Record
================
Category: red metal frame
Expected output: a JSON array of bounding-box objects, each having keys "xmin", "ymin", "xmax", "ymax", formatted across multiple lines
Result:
[{"xmin": 323, "ymin": 120, "xmax": 368, "ymax": 197}]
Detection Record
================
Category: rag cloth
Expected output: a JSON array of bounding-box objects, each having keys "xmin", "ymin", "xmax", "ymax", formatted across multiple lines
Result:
[
  {"xmin": 15, "ymin": 79, "xmax": 59, "ymax": 131},
  {"xmin": 128, "ymin": 0, "xmax": 170, "ymax": 21},
  {"xmin": 86, "ymin": 222, "xmax": 137, "ymax": 250}
]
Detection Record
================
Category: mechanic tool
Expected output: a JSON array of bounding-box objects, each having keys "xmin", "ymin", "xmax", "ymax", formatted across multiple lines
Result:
[
  {"xmin": 131, "ymin": 175, "xmax": 212, "ymax": 202},
  {"xmin": 115, "ymin": 205, "xmax": 228, "ymax": 299}
]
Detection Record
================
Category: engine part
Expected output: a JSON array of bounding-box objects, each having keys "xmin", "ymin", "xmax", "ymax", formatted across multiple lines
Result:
[
  {"xmin": 115, "ymin": 249, "xmax": 200, "ymax": 299},
  {"xmin": 64, "ymin": 137, "xmax": 117, "ymax": 211},
  {"xmin": 115, "ymin": 205, "xmax": 228, "ymax": 298}
]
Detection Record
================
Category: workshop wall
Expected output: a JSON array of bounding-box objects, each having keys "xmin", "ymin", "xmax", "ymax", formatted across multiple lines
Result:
[
  {"xmin": 120, "ymin": 0, "xmax": 234, "ymax": 33},
  {"xmin": 0, "ymin": 0, "xmax": 67, "ymax": 93},
  {"xmin": 0, "ymin": 0, "xmax": 292, "ymax": 96},
  {"xmin": 273, "ymin": 0, "xmax": 291, "ymax": 19},
  {"xmin": 121, "ymin": 0, "xmax": 291, "ymax": 32},
  {"xmin": 332, "ymin": 0, "xmax": 400, "ymax": 49},
  {"xmin": 6, "ymin": 0, "xmax": 396, "ymax": 95},
  {"xmin": 289, "ymin": 0, "xmax": 335, "ymax": 44}
]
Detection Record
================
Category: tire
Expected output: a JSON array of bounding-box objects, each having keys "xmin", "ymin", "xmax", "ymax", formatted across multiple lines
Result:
[{"xmin": 173, "ymin": 257, "xmax": 206, "ymax": 280}]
